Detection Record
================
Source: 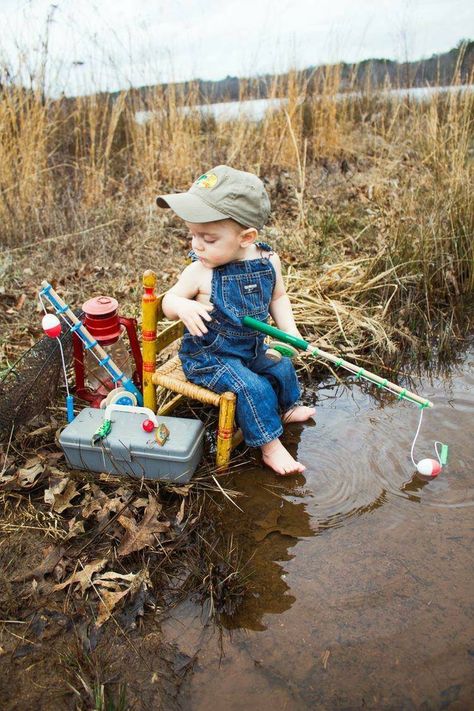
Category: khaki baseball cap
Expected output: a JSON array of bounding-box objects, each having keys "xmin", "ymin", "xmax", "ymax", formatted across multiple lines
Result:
[{"xmin": 156, "ymin": 165, "xmax": 271, "ymax": 230}]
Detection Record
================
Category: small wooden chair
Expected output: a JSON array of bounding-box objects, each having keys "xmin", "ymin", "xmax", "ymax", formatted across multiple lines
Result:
[{"xmin": 141, "ymin": 270, "xmax": 243, "ymax": 468}]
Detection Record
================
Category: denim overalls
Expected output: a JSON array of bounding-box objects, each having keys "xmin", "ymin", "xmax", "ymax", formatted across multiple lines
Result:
[{"xmin": 179, "ymin": 243, "xmax": 301, "ymax": 447}]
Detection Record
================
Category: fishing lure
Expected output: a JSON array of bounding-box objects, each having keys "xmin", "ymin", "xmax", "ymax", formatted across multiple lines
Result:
[
  {"xmin": 155, "ymin": 423, "xmax": 170, "ymax": 446},
  {"xmin": 91, "ymin": 418, "xmax": 112, "ymax": 445}
]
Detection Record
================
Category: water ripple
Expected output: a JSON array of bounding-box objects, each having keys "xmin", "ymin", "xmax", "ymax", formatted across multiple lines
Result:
[{"xmin": 298, "ymin": 353, "xmax": 474, "ymax": 526}]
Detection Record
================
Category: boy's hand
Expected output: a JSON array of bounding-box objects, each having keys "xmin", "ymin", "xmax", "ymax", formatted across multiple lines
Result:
[{"xmin": 175, "ymin": 297, "xmax": 213, "ymax": 337}]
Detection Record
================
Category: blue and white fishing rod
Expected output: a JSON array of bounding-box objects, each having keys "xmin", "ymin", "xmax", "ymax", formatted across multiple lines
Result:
[{"xmin": 39, "ymin": 281, "xmax": 143, "ymax": 415}]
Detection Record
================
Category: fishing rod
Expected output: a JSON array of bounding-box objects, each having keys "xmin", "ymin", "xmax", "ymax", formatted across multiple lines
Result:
[
  {"xmin": 242, "ymin": 316, "xmax": 448, "ymax": 476},
  {"xmin": 39, "ymin": 281, "xmax": 143, "ymax": 407},
  {"xmin": 242, "ymin": 315, "xmax": 432, "ymax": 408}
]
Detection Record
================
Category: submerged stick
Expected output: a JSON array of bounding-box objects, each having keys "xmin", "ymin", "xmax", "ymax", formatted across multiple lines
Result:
[{"xmin": 242, "ymin": 316, "xmax": 433, "ymax": 409}]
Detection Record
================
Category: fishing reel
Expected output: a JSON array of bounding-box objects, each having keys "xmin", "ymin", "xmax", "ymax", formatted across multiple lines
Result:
[
  {"xmin": 265, "ymin": 340, "xmax": 299, "ymax": 363},
  {"xmin": 99, "ymin": 386, "xmax": 138, "ymax": 409}
]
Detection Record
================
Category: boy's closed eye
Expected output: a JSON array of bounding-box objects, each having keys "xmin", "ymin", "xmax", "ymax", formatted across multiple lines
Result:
[{"xmin": 188, "ymin": 231, "xmax": 218, "ymax": 244}]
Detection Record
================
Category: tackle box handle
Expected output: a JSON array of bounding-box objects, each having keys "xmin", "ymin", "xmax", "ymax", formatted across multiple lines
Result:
[{"xmin": 104, "ymin": 403, "xmax": 159, "ymax": 426}]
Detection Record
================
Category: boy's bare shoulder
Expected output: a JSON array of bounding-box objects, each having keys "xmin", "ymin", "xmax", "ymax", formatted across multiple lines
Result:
[
  {"xmin": 181, "ymin": 259, "xmax": 202, "ymax": 275},
  {"xmin": 268, "ymin": 251, "xmax": 282, "ymax": 271},
  {"xmin": 179, "ymin": 259, "xmax": 210, "ymax": 288},
  {"xmin": 180, "ymin": 259, "xmax": 207, "ymax": 278}
]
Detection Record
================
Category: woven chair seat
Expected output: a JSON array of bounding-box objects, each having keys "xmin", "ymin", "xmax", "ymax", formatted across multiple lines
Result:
[{"xmin": 152, "ymin": 355, "xmax": 220, "ymax": 407}]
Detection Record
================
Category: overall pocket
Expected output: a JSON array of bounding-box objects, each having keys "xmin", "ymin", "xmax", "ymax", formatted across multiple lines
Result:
[
  {"xmin": 181, "ymin": 331, "xmax": 223, "ymax": 358},
  {"xmin": 222, "ymin": 270, "xmax": 273, "ymax": 319}
]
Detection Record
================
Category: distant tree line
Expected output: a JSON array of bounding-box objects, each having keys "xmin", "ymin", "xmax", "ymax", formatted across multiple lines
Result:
[{"xmin": 124, "ymin": 39, "xmax": 473, "ymax": 106}]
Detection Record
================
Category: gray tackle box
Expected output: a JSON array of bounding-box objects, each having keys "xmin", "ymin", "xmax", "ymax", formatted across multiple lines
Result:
[{"xmin": 59, "ymin": 407, "xmax": 205, "ymax": 483}]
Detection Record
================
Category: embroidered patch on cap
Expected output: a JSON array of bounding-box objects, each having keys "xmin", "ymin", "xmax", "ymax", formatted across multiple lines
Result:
[{"xmin": 195, "ymin": 172, "xmax": 218, "ymax": 189}]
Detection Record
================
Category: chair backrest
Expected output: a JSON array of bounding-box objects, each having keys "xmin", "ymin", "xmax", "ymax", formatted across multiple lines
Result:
[{"xmin": 141, "ymin": 270, "xmax": 184, "ymax": 410}]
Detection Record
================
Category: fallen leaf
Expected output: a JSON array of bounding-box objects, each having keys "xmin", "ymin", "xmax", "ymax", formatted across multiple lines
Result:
[
  {"xmin": 95, "ymin": 570, "xmax": 150, "ymax": 627},
  {"xmin": 167, "ymin": 484, "xmax": 192, "ymax": 496},
  {"xmin": 65, "ymin": 517, "xmax": 86, "ymax": 540},
  {"xmin": 81, "ymin": 484, "xmax": 124, "ymax": 524},
  {"xmin": 119, "ymin": 581, "xmax": 156, "ymax": 630},
  {"xmin": 95, "ymin": 588, "xmax": 129, "ymax": 627},
  {"xmin": 117, "ymin": 497, "xmax": 170, "ymax": 557},
  {"xmin": 17, "ymin": 457, "xmax": 44, "ymax": 488},
  {"xmin": 321, "ymin": 649, "xmax": 331, "ymax": 669},
  {"xmin": 96, "ymin": 571, "xmax": 140, "ymax": 584},
  {"xmin": 52, "ymin": 557, "xmax": 69, "ymax": 583},
  {"xmin": 26, "ymin": 424, "xmax": 55, "ymax": 438},
  {"xmin": 176, "ymin": 498, "xmax": 185, "ymax": 526},
  {"xmin": 44, "ymin": 475, "xmax": 80, "ymax": 513},
  {"xmin": 15, "ymin": 293, "xmax": 27, "ymax": 310},
  {"xmin": 133, "ymin": 497, "xmax": 149, "ymax": 509},
  {"xmin": 54, "ymin": 558, "xmax": 108, "ymax": 594}
]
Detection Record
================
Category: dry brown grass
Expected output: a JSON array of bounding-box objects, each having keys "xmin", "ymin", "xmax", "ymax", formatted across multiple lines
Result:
[{"xmin": 0, "ymin": 64, "xmax": 473, "ymax": 370}]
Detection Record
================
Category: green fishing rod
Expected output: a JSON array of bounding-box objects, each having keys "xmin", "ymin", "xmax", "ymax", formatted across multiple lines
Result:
[
  {"xmin": 242, "ymin": 315, "xmax": 433, "ymax": 409},
  {"xmin": 242, "ymin": 317, "xmax": 450, "ymax": 477}
]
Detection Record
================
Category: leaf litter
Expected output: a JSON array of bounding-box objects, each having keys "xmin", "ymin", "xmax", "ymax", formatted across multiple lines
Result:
[
  {"xmin": 0, "ymin": 401, "xmax": 250, "ymax": 709},
  {"xmin": 0, "ymin": 437, "xmax": 243, "ymax": 644}
]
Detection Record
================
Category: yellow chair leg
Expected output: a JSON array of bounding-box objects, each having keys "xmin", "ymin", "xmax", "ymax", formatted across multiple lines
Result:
[
  {"xmin": 216, "ymin": 391, "xmax": 236, "ymax": 469},
  {"xmin": 142, "ymin": 270, "xmax": 158, "ymax": 412}
]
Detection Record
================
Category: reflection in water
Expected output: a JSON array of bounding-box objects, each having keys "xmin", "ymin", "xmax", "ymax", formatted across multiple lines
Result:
[
  {"xmin": 221, "ymin": 425, "xmax": 315, "ymax": 631},
  {"xmin": 163, "ymin": 346, "xmax": 474, "ymax": 710}
]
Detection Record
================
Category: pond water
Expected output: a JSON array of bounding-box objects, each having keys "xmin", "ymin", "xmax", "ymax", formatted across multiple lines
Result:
[
  {"xmin": 162, "ymin": 345, "xmax": 474, "ymax": 709},
  {"xmin": 135, "ymin": 85, "xmax": 473, "ymax": 124}
]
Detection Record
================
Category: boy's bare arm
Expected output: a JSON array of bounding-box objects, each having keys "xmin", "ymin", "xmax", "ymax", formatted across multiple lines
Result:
[
  {"xmin": 269, "ymin": 253, "xmax": 301, "ymax": 338},
  {"xmin": 162, "ymin": 262, "xmax": 213, "ymax": 337}
]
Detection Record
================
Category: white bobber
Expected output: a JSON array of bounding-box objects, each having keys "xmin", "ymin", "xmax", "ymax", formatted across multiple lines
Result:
[{"xmin": 416, "ymin": 458, "xmax": 442, "ymax": 477}]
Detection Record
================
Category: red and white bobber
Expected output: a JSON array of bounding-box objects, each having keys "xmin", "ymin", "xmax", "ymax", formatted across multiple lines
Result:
[
  {"xmin": 416, "ymin": 458, "xmax": 442, "ymax": 477},
  {"xmin": 42, "ymin": 313, "xmax": 62, "ymax": 338}
]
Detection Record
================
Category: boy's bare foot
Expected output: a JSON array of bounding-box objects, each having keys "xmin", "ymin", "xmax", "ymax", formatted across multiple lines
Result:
[
  {"xmin": 283, "ymin": 405, "xmax": 316, "ymax": 424},
  {"xmin": 261, "ymin": 438, "xmax": 306, "ymax": 476}
]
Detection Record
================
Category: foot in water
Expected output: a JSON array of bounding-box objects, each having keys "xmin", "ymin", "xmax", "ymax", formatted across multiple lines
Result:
[
  {"xmin": 261, "ymin": 438, "xmax": 306, "ymax": 476},
  {"xmin": 283, "ymin": 405, "xmax": 316, "ymax": 424}
]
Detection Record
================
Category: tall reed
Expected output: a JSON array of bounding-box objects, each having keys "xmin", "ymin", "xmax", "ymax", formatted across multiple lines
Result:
[{"xmin": 0, "ymin": 55, "xmax": 472, "ymax": 362}]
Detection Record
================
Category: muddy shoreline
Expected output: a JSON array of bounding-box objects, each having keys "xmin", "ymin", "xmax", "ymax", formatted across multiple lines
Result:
[{"xmin": 2, "ymin": 343, "xmax": 473, "ymax": 709}]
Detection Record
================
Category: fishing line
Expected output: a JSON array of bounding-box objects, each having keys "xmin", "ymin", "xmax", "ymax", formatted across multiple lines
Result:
[{"xmin": 39, "ymin": 292, "xmax": 75, "ymax": 421}]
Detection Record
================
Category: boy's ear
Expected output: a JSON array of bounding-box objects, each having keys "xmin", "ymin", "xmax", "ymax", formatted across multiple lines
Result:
[{"xmin": 239, "ymin": 227, "xmax": 258, "ymax": 246}]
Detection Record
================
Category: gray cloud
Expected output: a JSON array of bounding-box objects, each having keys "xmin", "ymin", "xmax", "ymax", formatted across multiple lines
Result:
[{"xmin": 0, "ymin": 0, "xmax": 472, "ymax": 95}]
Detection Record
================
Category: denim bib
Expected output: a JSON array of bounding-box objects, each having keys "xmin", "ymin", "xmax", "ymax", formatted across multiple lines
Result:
[{"xmin": 180, "ymin": 242, "xmax": 275, "ymax": 360}]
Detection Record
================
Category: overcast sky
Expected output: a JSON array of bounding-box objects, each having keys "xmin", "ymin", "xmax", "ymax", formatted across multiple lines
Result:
[{"xmin": 0, "ymin": 0, "xmax": 472, "ymax": 96}]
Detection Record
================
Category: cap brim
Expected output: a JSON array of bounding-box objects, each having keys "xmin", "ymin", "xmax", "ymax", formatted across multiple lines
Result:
[{"xmin": 156, "ymin": 192, "xmax": 229, "ymax": 223}]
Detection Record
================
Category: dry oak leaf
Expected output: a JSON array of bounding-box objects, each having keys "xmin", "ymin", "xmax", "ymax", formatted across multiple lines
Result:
[
  {"xmin": 81, "ymin": 483, "xmax": 109, "ymax": 518},
  {"xmin": 117, "ymin": 497, "xmax": 170, "ymax": 557},
  {"xmin": 44, "ymin": 474, "xmax": 80, "ymax": 513},
  {"xmin": 54, "ymin": 558, "xmax": 108, "ymax": 595},
  {"xmin": 81, "ymin": 483, "xmax": 126, "ymax": 524},
  {"xmin": 95, "ymin": 570, "xmax": 150, "ymax": 627},
  {"xmin": 65, "ymin": 517, "xmax": 86, "ymax": 541},
  {"xmin": 95, "ymin": 588, "xmax": 130, "ymax": 628},
  {"xmin": 17, "ymin": 457, "xmax": 45, "ymax": 488}
]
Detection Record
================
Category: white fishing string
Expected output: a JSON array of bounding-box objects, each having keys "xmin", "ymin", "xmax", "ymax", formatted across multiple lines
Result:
[
  {"xmin": 410, "ymin": 407, "xmax": 424, "ymax": 467},
  {"xmin": 410, "ymin": 407, "xmax": 443, "ymax": 468}
]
